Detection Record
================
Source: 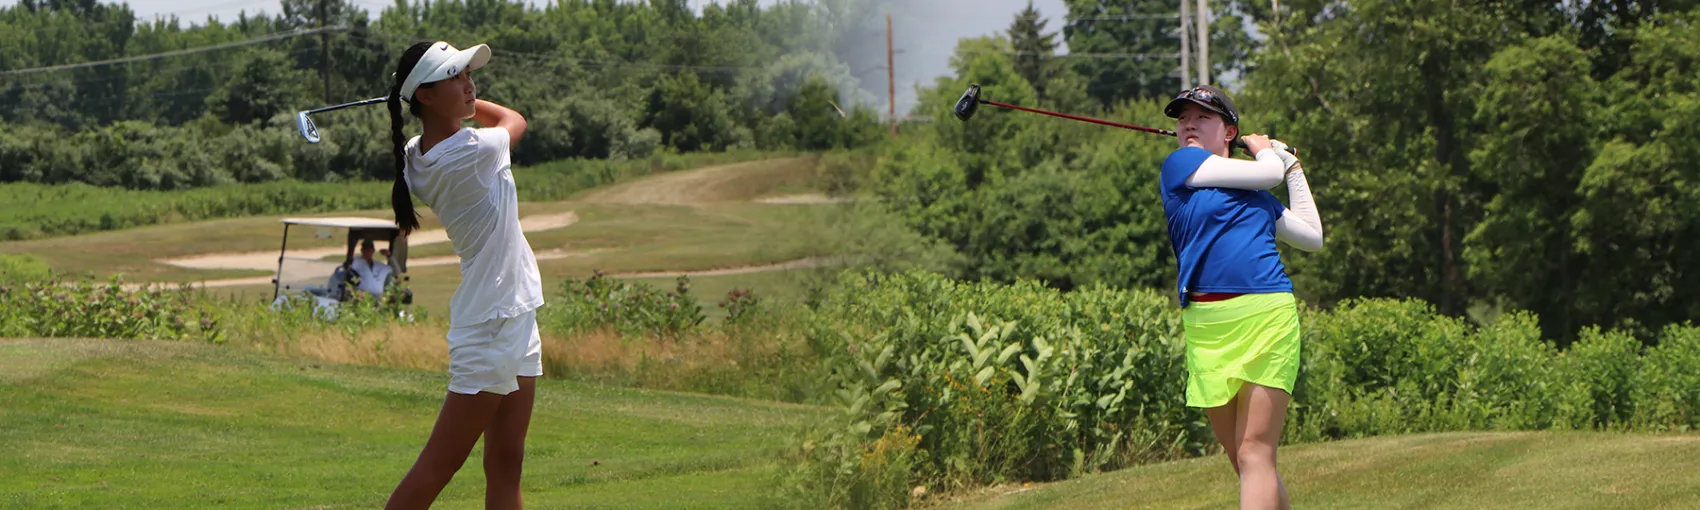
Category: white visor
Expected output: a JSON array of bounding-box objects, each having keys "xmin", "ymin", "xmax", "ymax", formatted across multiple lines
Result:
[{"xmin": 399, "ymin": 41, "xmax": 491, "ymax": 102}]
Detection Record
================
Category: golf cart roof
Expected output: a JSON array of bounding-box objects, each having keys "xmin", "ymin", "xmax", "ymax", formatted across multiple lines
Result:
[{"xmin": 281, "ymin": 217, "xmax": 400, "ymax": 230}]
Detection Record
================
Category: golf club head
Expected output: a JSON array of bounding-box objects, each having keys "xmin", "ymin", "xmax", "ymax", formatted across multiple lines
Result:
[
  {"xmin": 296, "ymin": 111, "xmax": 321, "ymax": 144},
  {"xmin": 953, "ymin": 84, "xmax": 982, "ymax": 122}
]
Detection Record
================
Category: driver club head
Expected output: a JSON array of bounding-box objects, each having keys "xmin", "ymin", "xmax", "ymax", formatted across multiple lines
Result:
[
  {"xmin": 953, "ymin": 84, "xmax": 982, "ymax": 122},
  {"xmin": 296, "ymin": 111, "xmax": 321, "ymax": 144}
]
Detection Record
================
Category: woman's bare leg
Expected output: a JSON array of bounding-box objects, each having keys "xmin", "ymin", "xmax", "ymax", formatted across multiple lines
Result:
[
  {"xmin": 482, "ymin": 376, "xmax": 536, "ymax": 510},
  {"xmin": 385, "ymin": 391, "xmax": 505, "ymax": 510},
  {"xmin": 1234, "ymin": 383, "xmax": 1292, "ymax": 510},
  {"xmin": 1206, "ymin": 389, "xmax": 1244, "ymax": 475}
]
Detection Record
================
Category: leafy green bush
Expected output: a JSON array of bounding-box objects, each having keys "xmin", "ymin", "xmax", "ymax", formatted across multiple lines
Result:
[
  {"xmin": 867, "ymin": 113, "xmax": 1176, "ymax": 291},
  {"xmin": 0, "ymin": 274, "xmax": 219, "ymax": 342},
  {"xmin": 1289, "ymin": 300, "xmax": 1580, "ymax": 439},
  {"xmin": 776, "ymin": 422, "xmax": 924, "ymax": 510},
  {"xmin": 1453, "ymin": 312, "xmax": 1562, "ymax": 430},
  {"xmin": 541, "ymin": 271, "xmax": 705, "ymax": 340},
  {"xmin": 1555, "ymin": 327, "xmax": 1642, "ymax": 429},
  {"xmin": 1631, "ymin": 324, "xmax": 1700, "ymax": 431},
  {"xmin": 719, "ymin": 288, "xmax": 761, "ymax": 325},
  {"xmin": 789, "ymin": 270, "xmax": 1197, "ymax": 506}
]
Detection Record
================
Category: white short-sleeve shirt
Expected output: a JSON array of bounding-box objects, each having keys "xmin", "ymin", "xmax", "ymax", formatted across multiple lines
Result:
[
  {"xmin": 404, "ymin": 127, "xmax": 544, "ymax": 326},
  {"xmin": 350, "ymin": 257, "xmax": 391, "ymax": 297}
]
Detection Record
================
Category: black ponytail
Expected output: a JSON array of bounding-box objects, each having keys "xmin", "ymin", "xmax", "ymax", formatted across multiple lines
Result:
[{"xmin": 389, "ymin": 42, "xmax": 434, "ymax": 235}]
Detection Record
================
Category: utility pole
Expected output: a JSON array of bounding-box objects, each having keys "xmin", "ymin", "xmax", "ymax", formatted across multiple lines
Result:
[
  {"xmin": 887, "ymin": 13, "xmax": 897, "ymax": 141},
  {"xmin": 1179, "ymin": 0, "xmax": 1191, "ymax": 89},
  {"xmin": 320, "ymin": 0, "xmax": 331, "ymax": 103},
  {"xmin": 1195, "ymin": 0, "xmax": 1210, "ymax": 86}
]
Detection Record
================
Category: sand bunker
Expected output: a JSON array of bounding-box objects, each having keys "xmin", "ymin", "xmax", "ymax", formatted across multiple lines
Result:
[{"xmin": 157, "ymin": 211, "xmax": 579, "ymax": 272}]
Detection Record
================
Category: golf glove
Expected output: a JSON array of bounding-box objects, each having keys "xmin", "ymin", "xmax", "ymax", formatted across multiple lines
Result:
[{"xmin": 1270, "ymin": 139, "xmax": 1301, "ymax": 172}]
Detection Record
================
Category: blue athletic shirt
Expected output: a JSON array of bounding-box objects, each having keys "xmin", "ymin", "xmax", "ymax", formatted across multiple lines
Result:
[{"xmin": 1160, "ymin": 147, "xmax": 1293, "ymax": 308}]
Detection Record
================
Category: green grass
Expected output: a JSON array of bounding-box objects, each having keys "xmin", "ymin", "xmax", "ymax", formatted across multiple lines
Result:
[
  {"xmin": 937, "ymin": 432, "xmax": 1700, "ymax": 510},
  {"xmin": 0, "ymin": 338, "xmax": 824, "ymax": 509}
]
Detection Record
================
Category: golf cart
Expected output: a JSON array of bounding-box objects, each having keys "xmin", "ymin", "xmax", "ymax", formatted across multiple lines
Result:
[{"xmin": 268, "ymin": 217, "xmax": 412, "ymax": 318}]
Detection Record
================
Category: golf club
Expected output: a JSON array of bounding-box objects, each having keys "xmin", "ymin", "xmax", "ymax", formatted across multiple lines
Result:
[
  {"xmin": 953, "ymin": 84, "xmax": 1296, "ymax": 156},
  {"xmin": 296, "ymin": 97, "xmax": 388, "ymax": 143}
]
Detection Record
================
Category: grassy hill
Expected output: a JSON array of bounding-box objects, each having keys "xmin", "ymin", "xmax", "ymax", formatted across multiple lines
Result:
[{"xmin": 936, "ymin": 431, "xmax": 1700, "ymax": 510}]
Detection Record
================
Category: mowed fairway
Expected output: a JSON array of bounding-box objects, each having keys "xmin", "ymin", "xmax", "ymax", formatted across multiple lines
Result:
[
  {"xmin": 0, "ymin": 338, "xmax": 824, "ymax": 509},
  {"xmin": 939, "ymin": 431, "xmax": 1700, "ymax": 510}
]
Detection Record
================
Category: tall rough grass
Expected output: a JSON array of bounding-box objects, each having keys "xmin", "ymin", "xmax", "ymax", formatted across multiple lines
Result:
[{"xmin": 0, "ymin": 268, "xmax": 823, "ymax": 404}]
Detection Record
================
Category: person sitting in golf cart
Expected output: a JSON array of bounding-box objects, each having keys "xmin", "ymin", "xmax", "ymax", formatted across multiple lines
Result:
[{"xmin": 349, "ymin": 238, "xmax": 394, "ymax": 299}]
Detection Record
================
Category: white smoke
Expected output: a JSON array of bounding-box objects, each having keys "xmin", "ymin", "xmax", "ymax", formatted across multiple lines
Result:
[
  {"xmin": 689, "ymin": 0, "xmax": 1069, "ymax": 119},
  {"xmin": 837, "ymin": 0, "xmax": 1071, "ymax": 118}
]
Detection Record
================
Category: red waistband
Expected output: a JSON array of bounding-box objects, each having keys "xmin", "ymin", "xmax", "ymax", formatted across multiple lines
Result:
[{"xmin": 1189, "ymin": 292, "xmax": 1245, "ymax": 302}]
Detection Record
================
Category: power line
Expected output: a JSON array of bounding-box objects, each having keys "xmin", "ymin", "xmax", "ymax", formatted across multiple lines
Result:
[
  {"xmin": 934, "ymin": 49, "xmax": 1181, "ymax": 60},
  {"xmin": 357, "ymin": 29, "xmax": 770, "ymax": 73},
  {"xmin": 923, "ymin": 11, "xmax": 1181, "ymax": 22},
  {"xmin": 1014, "ymin": 50, "xmax": 1179, "ymax": 59},
  {"xmin": 490, "ymin": 48, "xmax": 762, "ymax": 72},
  {"xmin": 0, "ymin": 26, "xmax": 349, "ymax": 77},
  {"xmin": 1066, "ymin": 14, "xmax": 1183, "ymax": 22},
  {"xmin": 148, "ymin": 0, "xmax": 280, "ymax": 18},
  {"xmin": 1, "ymin": 46, "xmax": 323, "ymax": 91}
]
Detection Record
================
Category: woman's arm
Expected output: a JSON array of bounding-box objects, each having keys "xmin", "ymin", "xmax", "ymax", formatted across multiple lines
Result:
[
  {"xmin": 471, "ymin": 99, "xmax": 527, "ymax": 144},
  {"xmin": 1275, "ymin": 162, "xmax": 1324, "ymax": 251},
  {"xmin": 1185, "ymin": 149, "xmax": 1287, "ymax": 190}
]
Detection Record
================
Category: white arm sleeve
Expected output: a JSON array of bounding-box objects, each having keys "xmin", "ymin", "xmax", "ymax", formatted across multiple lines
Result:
[
  {"xmin": 1184, "ymin": 149, "xmax": 1286, "ymax": 190},
  {"xmin": 1275, "ymin": 167, "xmax": 1325, "ymax": 252}
]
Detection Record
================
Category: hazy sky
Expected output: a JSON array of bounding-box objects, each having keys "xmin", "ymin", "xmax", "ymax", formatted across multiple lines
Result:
[
  {"xmin": 10, "ymin": 0, "xmax": 1075, "ymax": 116},
  {"xmin": 878, "ymin": 0, "xmax": 1073, "ymax": 116}
]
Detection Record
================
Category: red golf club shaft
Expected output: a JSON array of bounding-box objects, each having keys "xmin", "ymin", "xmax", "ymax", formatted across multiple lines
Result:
[
  {"xmin": 980, "ymin": 99, "xmax": 1176, "ymax": 137},
  {"xmin": 980, "ymin": 98, "xmax": 1291, "ymax": 154}
]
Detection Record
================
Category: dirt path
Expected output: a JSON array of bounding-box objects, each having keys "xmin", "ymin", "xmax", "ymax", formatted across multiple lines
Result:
[
  {"xmin": 579, "ymin": 157, "xmax": 817, "ymax": 205},
  {"xmin": 753, "ymin": 193, "xmax": 854, "ymax": 205},
  {"xmin": 156, "ymin": 211, "xmax": 579, "ymax": 272},
  {"xmin": 149, "ymin": 253, "xmax": 815, "ymax": 291},
  {"xmin": 149, "ymin": 248, "xmax": 597, "ymax": 291}
]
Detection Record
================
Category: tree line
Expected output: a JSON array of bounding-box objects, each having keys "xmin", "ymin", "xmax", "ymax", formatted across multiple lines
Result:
[{"xmin": 0, "ymin": 0, "xmax": 893, "ymax": 188}]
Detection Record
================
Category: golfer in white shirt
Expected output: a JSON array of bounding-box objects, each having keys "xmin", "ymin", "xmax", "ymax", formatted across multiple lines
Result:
[
  {"xmin": 380, "ymin": 40, "xmax": 542, "ymax": 510},
  {"xmin": 349, "ymin": 238, "xmax": 392, "ymax": 299}
]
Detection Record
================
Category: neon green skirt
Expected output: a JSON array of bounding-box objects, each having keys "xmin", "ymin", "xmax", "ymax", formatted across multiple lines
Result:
[{"xmin": 1182, "ymin": 292, "xmax": 1302, "ymax": 408}]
